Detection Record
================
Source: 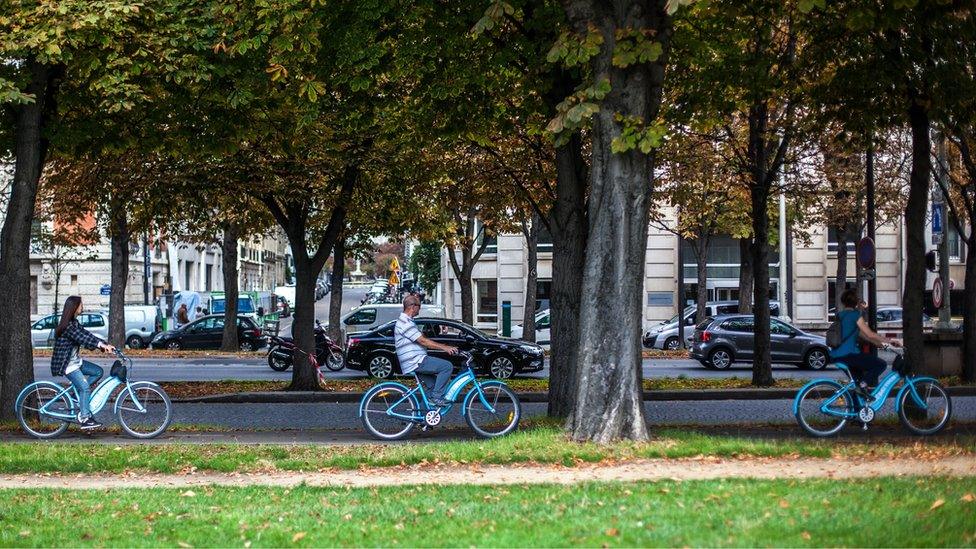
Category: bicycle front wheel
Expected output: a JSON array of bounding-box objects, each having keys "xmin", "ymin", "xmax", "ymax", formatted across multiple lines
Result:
[
  {"xmin": 794, "ymin": 380, "xmax": 853, "ymax": 437},
  {"xmin": 115, "ymin": 382, "xmax": 172, "ymax": 439},
  {"xmin": 464, "ymin": 382, "xmax": 520, "ymax": 438},
  {"xmin": 360, "ymin": 383, "xmax": 418, "ymax": 440},
  {"xmin": 898, "ymin": 379, "xmax": 951, "ymax": 436},
  {"xmin": 16, "ymin": 382, "xmax": 71, "ymax": 439}
]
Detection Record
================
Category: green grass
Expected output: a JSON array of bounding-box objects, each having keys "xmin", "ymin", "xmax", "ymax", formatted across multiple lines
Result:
[
  {"xmin": 1, "ymin": 478, "xmax": 974, "ymax": 546},
  {"xmin": 1, "ymin": 427, "xmax": 973, "ymax": 474}
]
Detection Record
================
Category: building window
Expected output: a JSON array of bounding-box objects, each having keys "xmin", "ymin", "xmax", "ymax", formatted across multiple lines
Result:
[
  {"xmin": 947, "ymin": 217, "xmax": 963, "ymax": 262},
  {"xmin": 538, "ymin": 224, "xmax": 553, "ymax": 253},
  {"xmin": 185, "ymin": 263, "xmax": 193, "ymax": 291},
  {"xmin": 205, "ymin": 265, "xmax": 213, "ymax": 292},
  {"xmin": 474, "ymin": 220, "xmax": 497, "ymax": 254},
  {"xmin": 535, "ymin": 280, "xmax": 552, "ymax": 312},
  {"xmin": 476, "ymin": 280, "xmax": 498, "ymax": 323},
  {"xmin": 827, "ymin": 278, "xmax": 858, "ymax": 316},
  {"xmin": 680, "ymin": 235, "xmax": 779, "ymax": 281},
  {"xmin": 827, "ymin": 227, "xmax": 858, "ymax": 254}
]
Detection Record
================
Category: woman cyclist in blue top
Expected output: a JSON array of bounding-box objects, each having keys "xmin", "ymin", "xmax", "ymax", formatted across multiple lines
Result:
[
  {"xmin": 50, "ymin": 296, "xmax": 116, "ymax": 429},
  {"xmin": 831, "ymin": 289, "xmax": 902, "ymax": 397}
]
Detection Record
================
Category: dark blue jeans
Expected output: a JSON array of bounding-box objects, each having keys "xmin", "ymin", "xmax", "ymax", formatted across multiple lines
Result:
[
  {"xmin": 64, "ymin": 361, "xmax": 103, "ymax": 420},
  {"xmin": 835, "ymin": 353, "xmax": 886, "ymax": 386},
  {"xmin": 414, "ymin": 356, "xmax": 453, "ymax": 400}
]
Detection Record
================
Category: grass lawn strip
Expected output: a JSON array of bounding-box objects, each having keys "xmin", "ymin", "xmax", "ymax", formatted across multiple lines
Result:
[
  {"xmin": 0, "ymin": 428, "xmax": 972, "ymax": 474},
  {"xmin": 0, "ymin": 478, "xmax": 973, "ymax": 546}
]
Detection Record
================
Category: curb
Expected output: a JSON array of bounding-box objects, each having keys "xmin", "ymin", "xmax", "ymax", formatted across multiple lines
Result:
[{"xmin": 175, "ymin": 386, "xmax": 976, "ymax": 404}]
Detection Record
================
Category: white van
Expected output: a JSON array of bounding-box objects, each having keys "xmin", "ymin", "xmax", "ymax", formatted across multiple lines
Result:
[
  {"xmin": 339, "ymin": 303, "xmax": 445, "ymax": 342},
  {"xmin": 97, "ymin": 305, "xmax": 161, "ymax": 349},
  {"xmin": 275, "ymin": 285, "xmax": 296, "ymax": 308}
]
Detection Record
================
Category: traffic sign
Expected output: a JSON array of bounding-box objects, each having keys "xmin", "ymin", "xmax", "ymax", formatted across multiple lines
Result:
[
  {"xmin": 856, "ymin": 237, "xmax": 876, "ymax": 269},
  {"xmin": 932, "ymin": 277, "xmax": 943, "ymax": 309},
  {"xmin": 100, "ymin": 284, "xmax": 111, "ymax": 296},
  {"xmin": 932, "ymin": 203, "xmax": 943, "ymax": 234}
]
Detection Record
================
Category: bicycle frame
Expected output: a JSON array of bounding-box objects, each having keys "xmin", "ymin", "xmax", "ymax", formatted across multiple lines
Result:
[
  {"xmin": 793, "ymin": 366, "xmax": 940, "ymax": 420},
  {"xmin": 35, "ymin": 356, "xmax": 147, "ymax": 422},
  {"xmin": 361, "ymin": 365, "xmax": 499, "ymax": 422}
]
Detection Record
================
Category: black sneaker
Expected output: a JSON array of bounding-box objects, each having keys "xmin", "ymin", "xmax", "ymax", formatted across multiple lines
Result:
[
  {"xmin": 430, "ymin": 397, "xmax": 451, "ymax": 407},
  {"xmin": 852, "ymin": 384, "xmax": 875, "ymax": 402},
  {"xmin": 79, "ymin": 417, "xmax": 103, "ymax": 430}
]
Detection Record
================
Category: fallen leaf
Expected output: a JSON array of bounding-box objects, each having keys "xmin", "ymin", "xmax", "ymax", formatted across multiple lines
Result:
[
  {"xmin": 930, "ymin": 499, "xmax": 945, "ymax": 511},
  {"xmin": 779, "ymin": 499, "xmax": 790, "ymax": 509},
  {"xmin": 343, "ymin": 514, "xmax": 352, "ymax": 521},
  {"xmin": 801, "ymin": 532, "xmax": 811, "ymax": 540},
  {"xmin": 292, "ymin": 532, "xmax": 306, "ymax": 542},
  {"xmin": 177, "ymin": 542, "xmax": 192, "ymax": 548},
  {"xmin": 605, "ymin": 528, "xmax": 619, "ymax": 537},
  {"xmin": 19, "ymin": 530, "xmax": 30, "ymax": 537},
  {"xmin": 961, "ymin": 493, "xmax": 974, "ymax": 503},
  {"xmin": 181, "ymin": 490, "xmax": 196, "ymax": 498}
]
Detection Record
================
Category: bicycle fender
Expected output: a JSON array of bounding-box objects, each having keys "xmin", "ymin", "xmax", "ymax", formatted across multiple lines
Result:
[
  {"xmin": 358, "ymin": 382, "xmax": 411, "ymax": 417},
  {"xmin": 894, "ymin": 377, "xmax": 940, "ymax": 413},
  {"xmin": 461, "ymin": 381, "xmax": 510, "ymax": 417},
  {"xmin": 792, "ymin": 379, "xmax": 844, "ymax": 416},
  {"xmin": 14, "ymin": 381, "xmax": 68, "ymax": 414},
  {"xmin": 112, "ymin": 381, "xmax": 165, "ymax": 415}
]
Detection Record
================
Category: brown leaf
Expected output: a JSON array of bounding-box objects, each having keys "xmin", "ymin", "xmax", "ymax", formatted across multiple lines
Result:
[
  {"xmin": 779, "ymin": 499, "xmax": 790, "ymax": 509},
  {"xmin": 961, "ymin": 493, "xmax": 975, "ymax": 503},
  {"xmin": 177, "ymin": 542, "xmax": 192, "ymax": 548},
  {"xmin": 801, "ymin": 532, "xmax": 811, "ymax": 540},
  {"xmin": 929, "ymin": 499, "xmax": 945, "ymax": 511},
  {"xmin": 605, "ymin": 528, "xmax": 619, "ymax": 537},
  {"xmin": 181, "ymin": 490, "xmax": 196, "ymax": 498},
  {"xmin": 292, "ymin": 532, "xmax": 306, "ymax": 543}
]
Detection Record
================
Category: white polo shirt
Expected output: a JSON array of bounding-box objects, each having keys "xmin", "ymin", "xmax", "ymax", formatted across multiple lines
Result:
[{"xmin": 394, "ymin": 313, "xmax": 426, "ymax": 374}]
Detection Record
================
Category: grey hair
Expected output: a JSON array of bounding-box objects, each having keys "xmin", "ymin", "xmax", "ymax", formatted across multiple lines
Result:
[{"xmin": 403, "ymin": 294, "xmax": 421, "ymax": 309}]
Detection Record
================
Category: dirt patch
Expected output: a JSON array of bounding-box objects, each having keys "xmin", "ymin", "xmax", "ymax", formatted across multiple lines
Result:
[{"xmin": 2, "ymin": 456, "xmax": 972, "ymax": 490}]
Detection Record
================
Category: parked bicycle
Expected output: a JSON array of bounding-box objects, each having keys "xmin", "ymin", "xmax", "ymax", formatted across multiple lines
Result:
[
  {"xmin": 793, "ymin": 346, "xmax": 951, "ymax": 437},
  {"xmin": 359, "ymin": 351, "xmax": 520, "ymax": 440},
  {"xmin": 14, "ymin": 350, "xmax": 172, "ymax": 439}
]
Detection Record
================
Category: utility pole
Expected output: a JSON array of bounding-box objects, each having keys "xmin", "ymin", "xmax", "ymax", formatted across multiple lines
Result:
[
  {"xmin": 778, "ymin": 192, "xmax": 788, "ymax": 320},
  {"xmin": 676, "ymin": 234, "xmax": 685, "ymax": 349},
  {"xmin": 866, "ymin": 139, "xmax": 878, "ymax": 342},
  {"xmin": 143, "ymin": 235, "xmax": 151, "ymax": 305}
]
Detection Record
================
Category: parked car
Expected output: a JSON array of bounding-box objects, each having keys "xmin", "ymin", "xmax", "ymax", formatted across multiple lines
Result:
[
  {"xmin": 97, "ymin": 305, "xmax": 162, "ymax": 349},
  {"xmin": 31, "ymin": 311, "xmax": 109, "ymax": 348},
  {"xmin": 345, "ymin": 317, "xmax": 545, "ymax": 379},
  {"xmin": 644, "ymin": 301, "xmax": 781, "ymax": 350},
  {"xmin": 339, "ymin": 303, "xmax": 445, "ymax": 342},
  {"xmin": 506, "ymin": 309, "xmax": 551, "ymax": 349},
  {"xmin": 690, "ymin": 314, "xmax": 829, "ymax": 370},
  {"xmin": 827, "ymin": 306, "xmax": 931, "ymax": 327},
  {"xmin": 277, "ymin": 295, "xmax": 291, "ymax": 318},
  {"xmin": 274, "ymin": 284, "xmax": 296, "ymax": 308},
  {"xmin": 151, "ymin": 314, "xmax": 266, "ymax": 351}
]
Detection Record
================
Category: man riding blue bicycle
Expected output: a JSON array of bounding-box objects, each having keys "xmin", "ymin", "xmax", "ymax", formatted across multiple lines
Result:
[{"xmin": 395, "ymin": 294, "xmax": 458, "ymax": 407}]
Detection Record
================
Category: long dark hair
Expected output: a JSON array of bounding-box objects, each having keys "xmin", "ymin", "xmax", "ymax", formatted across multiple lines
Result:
[{"xmin": 54, "ymin": 296, "xmax": 83, "ymax": 338}]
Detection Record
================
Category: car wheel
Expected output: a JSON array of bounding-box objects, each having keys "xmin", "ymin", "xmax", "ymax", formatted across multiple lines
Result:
[
  {"xmin": 698, "ymin": 359, "xmax": 715, "ymax": 369},
  {"xmin": 708, "ymin": 347, "xmax": 733, "ymax": 370},
  {"xmin": 126, "ymin": 335, "xmax": 144, "ymax": 350},
  {"xmin": 803, "ymin": 348, "xmax": 828, "ymax": 370},
  {"xmin": 664, "ymin": 337, "xmax": 681, "ymax": 351},
  {"xmin": 367, "ymin": 354, "xmax": 395, "ymax": 379},
  {"xmin": 165, "ymin": 340, "xmax": 182, "ymax": 351},
  {"xmin": 489, "ymin": 355, "xmax": 515, "ymax": 379},
  {"xmin": 239, "ymin": 340, "xmax": 256, "ymax": 352}
]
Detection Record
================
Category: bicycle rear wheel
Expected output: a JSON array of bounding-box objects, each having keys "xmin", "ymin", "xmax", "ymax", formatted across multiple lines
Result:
[
  {"xmin": 464, "ymin": 382, "xmax": 520, "ymax": 438},
  {"xmin": 360, "ymin": 384, "xmax": 418, "ymax": 440},
  {"xmin": 115, "ymin": 382, "xmax": 172, "ymax": 439},
  {"xmin": 794, "ymin": 380, "xmax": 853, "ymax": 437},
  {"xmin": 898, "ymin": 379, "xmax": 951, "ymax": 436},
  {"xmin": 16, "ymin": 383, "xmax": 71, "ymax": 439}
]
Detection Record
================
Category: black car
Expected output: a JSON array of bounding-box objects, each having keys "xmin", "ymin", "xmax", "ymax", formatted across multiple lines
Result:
[
  {"xmin": 151, "ymin": 314, "xmax": 266, "ymax": 351},
  {"xmin": 345, "ymin": 317, "xmax": 545, "ymax": 379},
  {"xmin": 689, "ymin": 314, "xmax": 830, "ymax": 370}
]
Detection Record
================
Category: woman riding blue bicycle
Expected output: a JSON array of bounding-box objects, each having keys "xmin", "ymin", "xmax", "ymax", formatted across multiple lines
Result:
[
  {"xmin": 50, "ymin": 296, "xmax": 116, "ymax": 430},
  {"xmin": 832, "ymin": 289, "xmax": 902, "ymax": 397}
]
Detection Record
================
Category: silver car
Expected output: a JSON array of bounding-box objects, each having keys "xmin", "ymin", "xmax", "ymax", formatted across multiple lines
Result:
[
  {"xmin": 689, "ymin": 314, "xmax": 830, "ymax": 370},
  {"xmin": 31, "ymin": 312, "xmax": 109, "ymax": 348},
  {"xmin": 644, "ymin": 301, "xmax": 780, "ymax": 350}
]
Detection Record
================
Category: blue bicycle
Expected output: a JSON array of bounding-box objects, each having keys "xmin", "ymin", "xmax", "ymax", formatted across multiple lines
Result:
[
  {"xmin": 793, "ymin": 347, "xmax": 951, "ymax": 437},
  {"xmin": 359, "ymin": 351, "xmax": 521, "ymax": 440},
  {"xmin": 14, "ymin": 350, "xmax": 172, "ymax": 439}
]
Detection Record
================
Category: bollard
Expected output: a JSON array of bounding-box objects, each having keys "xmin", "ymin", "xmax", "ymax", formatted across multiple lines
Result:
[{"xmin": 502, "ymin": 301, "xmax": 511, "ymax": 337}]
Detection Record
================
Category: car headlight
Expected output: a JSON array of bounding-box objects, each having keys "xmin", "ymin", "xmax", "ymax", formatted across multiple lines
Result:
[
  {"xmin": 153, "ymin": 334, "xmax": 164, "ymax": 342},
  {"xmin": 519, "ymin": 344, "xmax": 543, "ymax": 354}
]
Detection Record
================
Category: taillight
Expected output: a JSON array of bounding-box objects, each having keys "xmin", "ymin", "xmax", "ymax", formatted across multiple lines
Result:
[
  {"xmin": 348, "ymin": 338, "xmax": 359, "ymax": 348},
  {"xmin": 701, "ymin": 331, "xmax": 711, "ymax": 342},
  {"xmin": 254, "ymin": 328, "xmax": 262, "ymax": 337}
]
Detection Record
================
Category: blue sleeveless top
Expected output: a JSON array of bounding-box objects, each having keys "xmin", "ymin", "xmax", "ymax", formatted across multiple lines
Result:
[{"xmin": 830, "ymin": 310, "xmax": 861, "ymax": 359}]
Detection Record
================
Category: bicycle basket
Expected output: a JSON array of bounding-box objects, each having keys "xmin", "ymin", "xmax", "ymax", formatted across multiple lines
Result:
[
  {"xmin": 110, "ymin": 359, "xmax": 128, "ymax": 382},
  {"xmin": 892, "ymin": 354, "xmax": 910, "ymax": 376}
]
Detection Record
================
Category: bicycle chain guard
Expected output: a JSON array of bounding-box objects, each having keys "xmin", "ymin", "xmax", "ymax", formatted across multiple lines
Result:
[
  {"xmin": 424, "ymin": 410, "xmax": 441, "ymax": 426},
  {"xmin": 858, "ymin": 406, "xmax": 875, "ymax": 423}
]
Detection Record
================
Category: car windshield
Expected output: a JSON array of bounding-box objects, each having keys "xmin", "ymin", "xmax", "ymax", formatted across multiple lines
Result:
[
  {"xmin": 663, "ymin": 306, "xmax": 695, "ymax": 325},
  {"xmin": 211, "ymin": 298, "xmax": 255, "ymax": 314}
]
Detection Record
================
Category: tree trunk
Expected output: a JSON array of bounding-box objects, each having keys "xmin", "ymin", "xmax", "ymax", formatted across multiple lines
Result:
[
  {"xmin": 290, "ymin": 255, "xmax": 321, "ymax": 390},
  {"xmin": 902, "ymin": 102, "xmax": 931, "ymax": 373},
  {"xmin": 0, "ymin": 58, "xmax": 55, "ymax": 420},
  {"xmin": 834, "ymin": 227, "xmax": 848, "ymax": 312},
  {"xmin": 458, "ymin": 271, "xmax": 474, "ymax": 326},
  {"xmin": 548, "ymin": 135, "xmax": 588, "ymax": 418},
  {"xmin": 521, "ymin": 214, "xmax": 540, "ymax": 343},
  {"xmin": 566, "ymin": 0, "xmax": 671, "ymax": 443},
  {"xmin": 737, "ymin": 237, "xmax": 754, "ymax": 312},
  {"xmin": 750, "ymin": 210, "xmax": 773, "ymax": 386},
  {"xmin": 328, "ymin": 238, "xmax": 346, "ymax": 343},
  {"xmin": 962, "ymin": 244, "xmax": 975, "ymax": 382},
  {"xmin": 220, "ymin": 223, "xmax": 240, "ymax": 351},
  {"xmin": 108, "ymin": 209, "xmax": 129, "ymax": 348},
  {"xmin": 694, "ymin": 242, "xmax": 709, "ymax": 324}
]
